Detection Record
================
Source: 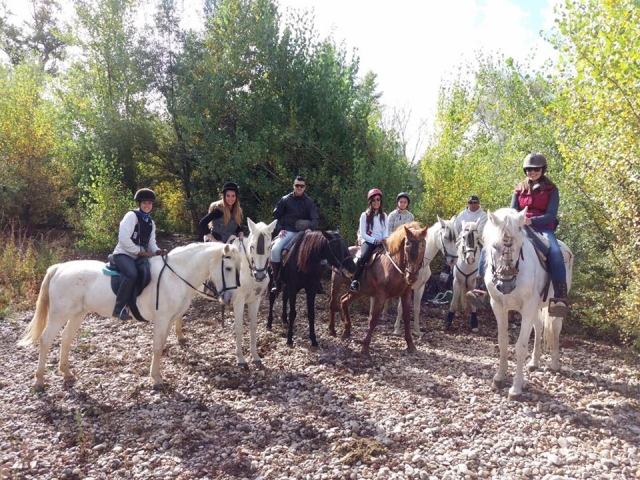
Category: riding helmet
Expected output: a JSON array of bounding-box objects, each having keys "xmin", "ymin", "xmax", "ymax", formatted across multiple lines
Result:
[
  {"xmin": 367, "ymin": 188, "xmax": 383, "ymax": 201},
  {"xmin": 396, "ymin": 192, "xmax": 410, "ymax": 205},
  {"xmin": 522, "ymin": 153, "xmax": 547, "ymax": 173},
  {"xmin": 134, "ymin": 188, "xmax": 156, "ymax": 202},
  {"xmin": 222, "ymin": 181, "xmax": 239, "ymax": 194}
]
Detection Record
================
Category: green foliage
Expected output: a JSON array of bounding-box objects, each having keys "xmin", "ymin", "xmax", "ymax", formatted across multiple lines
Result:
[{"xmin": 75, "ymin": 156, "xmax": 131, "ymax": 254}]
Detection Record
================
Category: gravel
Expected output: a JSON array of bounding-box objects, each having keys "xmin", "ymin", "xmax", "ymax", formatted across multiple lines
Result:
[{"xmin": 1, "ymin": 286, "xmax": 639, "ymax": 479}]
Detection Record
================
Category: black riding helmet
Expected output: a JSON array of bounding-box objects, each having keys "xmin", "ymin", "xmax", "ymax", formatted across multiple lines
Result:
[
  {"xmin": 396, "ymin": 192, "xmax": 411, "ymax": 205},
  {"xmin": 222, "ymin": 182, "xmax": 239, "ymax": 194},
  {"xmin": 134, "ymin": 188, "xmax": 156, "ymax": 203}
]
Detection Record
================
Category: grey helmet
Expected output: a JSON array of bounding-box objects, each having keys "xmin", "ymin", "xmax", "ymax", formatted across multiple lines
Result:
[
  {"xmin": 523, "ymin": 153, "xmax": 547, "ymax": 173},
  {"xmin": 396, "ymin": 192, "xmax": 411, "ymax": 205}
]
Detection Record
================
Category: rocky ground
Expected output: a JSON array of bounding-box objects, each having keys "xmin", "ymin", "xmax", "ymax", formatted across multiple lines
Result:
[{"xmin": 1, "ymin": 268, "xmax": 639, "ymax": 480}]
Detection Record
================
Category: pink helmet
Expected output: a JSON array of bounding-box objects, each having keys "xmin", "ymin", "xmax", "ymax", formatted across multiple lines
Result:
[{"xmin": 367, "ymin": 188, "xmax": 382, "ymax": 201}]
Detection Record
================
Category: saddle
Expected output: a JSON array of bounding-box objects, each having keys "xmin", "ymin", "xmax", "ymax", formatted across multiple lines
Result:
[
  {"xmin": 103, "ymin": 254, "xmax": 152, "ymax": 321},
  {"xmin": 524, "ymin": 227, "xmax": 572, "ymax": 301},
  {"xmin": 280, "ymin": 232, "xmax": 305, "ymax": 268},
  {"xmin": 354, "ymin": 244, "xmax": 384, "ymax": 268}
]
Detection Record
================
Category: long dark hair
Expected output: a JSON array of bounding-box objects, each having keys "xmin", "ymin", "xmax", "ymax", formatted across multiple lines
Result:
[
  {"xmin": 365, "ymin": 198, "xmax": 385, "ymax": 232},
  {"xmin": 516, "ymin": 172, "xmax": 555, "ymax": 195}
]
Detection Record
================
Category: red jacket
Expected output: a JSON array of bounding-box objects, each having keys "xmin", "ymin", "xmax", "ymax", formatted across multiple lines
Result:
[{"xmin": 513, "ymin": 183, "xmax": 558, "ymax": 230}]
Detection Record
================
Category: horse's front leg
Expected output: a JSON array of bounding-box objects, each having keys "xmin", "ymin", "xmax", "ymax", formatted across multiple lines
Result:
[
  {"xmin": 528, "ymin": 309, "xmax": 544, "ymax": 371},
  {"xmin": 361, "ymin": 294, "xmax": 385, "ymax": 355},
  {"xmin": 400, "ymin": 290, "xmax": 417, "ymax": 353},
  {"xmin": 445, "ymin": 278, "xmax": 461, "ymax": 328},
  {"xmin": 306, "ymin": 287, "xmax": 318, "ymax": 347},
  {"xmin": 150, "ymin": 318, "xmax": 171, "ymax": 389},
  {"xmin": 328, "ymin": 273, "xmax": 342, "ymax": 337},
  {"xmin": 339, "ymin": 292, "xmax": 356, "ymax": 339},
  {"xmin": 510, "ymin": 306, "xmax": 537, "ymax": 401},
  {"xmin": 492, "ymin": 303, "xmax": 510, "ymax": 391},
  {"xmin": 247, "ymin": 299, "xmax": 263, "ymax": 366},
  {"xmin": 233, "ymin": 297, "xmax": 248, "ymax": 367},
  {"xmin": 286, "ymin": 288, "xmax": 297, "ymax": 347}
]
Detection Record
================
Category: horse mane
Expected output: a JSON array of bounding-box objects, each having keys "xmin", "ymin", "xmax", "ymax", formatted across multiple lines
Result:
[
  {"xmin": 386, "ymin": 221, "xmax": 422, "ymax": 256},
  {"xmin": 296, "ymin": 231, "xmax": 327, "ymax": 273},
  {"xmin": 484, "ymin": 208, "xmax": 523, "ymax": 245}
]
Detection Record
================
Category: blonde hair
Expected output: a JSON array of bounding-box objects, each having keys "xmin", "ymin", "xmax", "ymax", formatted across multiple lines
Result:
[{"xmin": 208, "ymin": 194, "xmax": 243, "ymax": 228}]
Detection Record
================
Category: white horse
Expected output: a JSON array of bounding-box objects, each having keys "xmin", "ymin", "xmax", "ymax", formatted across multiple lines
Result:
[
  {"xmin": 484, "ymin": 208, "xmax": 573, "ymax": 400},
  {"xmin": 392, "ymin": 215, "xmax": 459, "ymax": 336},
  {"xmin": 176, "ymin": 218, "xmax": 276, "ymax": 367},
  {"xmin": 20, "ymin": 243, "xmax": 241, "ymax": 391},
  {"xmin": 444, "ymin": 220, "xmax": 482, "ymax": 332}
]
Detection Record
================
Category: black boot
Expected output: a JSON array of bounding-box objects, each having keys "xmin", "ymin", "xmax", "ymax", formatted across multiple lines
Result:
[
  {"xmin": 349, "ymin": 263, "xmax": 364, "ymax": 292},
  {"xmin": 466, "ymin": 276, "xmax": 488, "ymax": 309},
  {"xmin": 549, "ymin": 281, "xmax": 569, "ymax": 317},
  {"xmin": 270, "ymin": 262, "xmax": 281, "ymax": 294},
  {"xmin": 113, "ymin": 277, "xmax": 135, "ymax": 321},
  {"xmin": 316, "ymin": 281, "xmax": 326, "ymax": 295}
]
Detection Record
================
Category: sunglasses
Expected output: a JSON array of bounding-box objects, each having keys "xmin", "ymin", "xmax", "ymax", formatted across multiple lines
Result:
[
  {"xmin": 468, "ymin": 201, "xmax": 479, "ymax": 205},
  {"xmin": 294, "ymin": 184, "xmax": 306, "ymax": 189},
  {"xmin": 524, "ymin": 167, "xmax": 542, "ymax": 173},
  {"xmin": 370, "ymin": 197, "xmax": 381, "ymax": 202}
]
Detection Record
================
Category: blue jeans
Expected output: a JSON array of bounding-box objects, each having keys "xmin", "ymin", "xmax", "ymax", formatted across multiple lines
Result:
[
  {"xmin": 113, "ymin": 254, "xmax": 138, "ymax": 281},
  {"xmin": 270, "ymin": 230, "xmax": 296, "ymax": 262},
  {"xmin": 537, "ymin": 228, "xmax": 566, "ymax": 282}
]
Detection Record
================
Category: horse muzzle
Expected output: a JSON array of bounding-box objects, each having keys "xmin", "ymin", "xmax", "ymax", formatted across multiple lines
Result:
[{"xmin": 495, "ymin": 277, "xmax": 517, "ymax": 294}]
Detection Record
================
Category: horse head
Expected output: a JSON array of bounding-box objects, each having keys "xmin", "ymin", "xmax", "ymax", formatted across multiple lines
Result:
[
  {"xmin": 322, "ymin": 231, "xmax": 356, "ymax": 276},
  {"xmin": 458, "ymin": 220, "xmax": 481, "ymax": 265},
  {"xmin": 402, "ymin": 223, "xmax": 429, "ymax": 285},
  {"xmin": 244, "ymin": 218, "xmax": 277, "ymax": 282},
  {"xmin": 208, "ymin": 243, "xmax": 242, "ymax": 304},
  {"xmin": 436, "ymin": 215, "xmax": 459, "ymax": 267},
  {"xmin": 486, "ymin": 207, "xmax": 527, "ymax": 294}
]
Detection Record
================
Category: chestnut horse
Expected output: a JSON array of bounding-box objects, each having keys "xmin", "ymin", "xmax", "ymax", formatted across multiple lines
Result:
[{"xmin": 338, "ymin": 221, "xmax": 428, "ymax": 354}]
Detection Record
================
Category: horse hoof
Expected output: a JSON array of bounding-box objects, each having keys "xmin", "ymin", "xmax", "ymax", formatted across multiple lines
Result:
[
  {"xmin": 549, "ymin": 362, "xmax": 561, "ymax": 372},
  {"xmin": 508, "ymin": 391, "xmax": 524, "ymax": 402},
  {"xmin": 177, "ymin": 337, "xmax": 187, "ymax": 345},
  {"xmin": 238, "ymin": 361, "xmax": 249, "ymax": 369},
  {"xmin": 329, "ymin": 330, "xmax": 337, "ymax": 337},
  {"xmin": 287, "ymin": 342, "xmax": 294, "ymax": 349},
  {"xmin": 62, "ymin": 375, "xmax": 76, "ymax": 386},
  {"xmin": 33, "ymin": 383, "xmax": 45, "ymax": 393},
  {"xmin": 153, "ymin": 382, "xmax": 164, "ymax": 391},
  {"xmin": 527, "ymin": 363, "xmax": 538, "ymax": 372},
  {"xmin": 493, "ymin": 378, "xmax": 507, "ymax": 390},
  {"xmin": 340, "ymin": 332, "xmax": 351, "ymax": 340},
  {"xmin": 266, "ymin": 325, "xmax": 273, "ymax": 331},
  {"xmin": 311, "ymin": 341, "xmax": 319, "ymax": 348},
  {"xmin": 253, "ymin": 360, "xmax": 264, "ymax": 370},
  {"xmin": 392, "ymin": 330, "xmax": 402, "ymax": 336},
  {"xmin": 406, "ymin": 346, "xmax": 417, "ymax": 354},
  {"xmin": 413, "ymin": 330, "xmax": 422, "ymax": 338}
]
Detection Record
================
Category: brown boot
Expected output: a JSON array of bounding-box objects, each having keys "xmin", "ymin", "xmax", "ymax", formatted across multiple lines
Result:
[
  {"xmin": 466, "ymin": 275, "xmax": 488, "ymax": 309},
  {"xmin": 549, "ymin": 281, "xmax": 569, "ymax": 317},
  {"xmin": 270, "ymin": 262, "xmax": 281, "ymax": 294}
]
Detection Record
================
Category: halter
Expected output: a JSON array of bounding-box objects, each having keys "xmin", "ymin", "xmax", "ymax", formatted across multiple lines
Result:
[
  {"xmin": 240, "ymin": 235, "xmax": 269, "ymax": 281},
  {"xmin": 490, "ymin": 233, "xmax": 524, "ymax": 293},
  {"xmin": 439, "ymin": 227, "xmax": 458, "ymax": 264}
]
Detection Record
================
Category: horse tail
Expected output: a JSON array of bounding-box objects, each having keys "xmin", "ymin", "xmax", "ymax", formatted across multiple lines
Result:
[
  {"xmin": 541, "ymin": 307, "xmax": 558, "ymax": 353},
  {"xmin": 19, "ymin": 264, "xmax": 57, "ymax": 347}
]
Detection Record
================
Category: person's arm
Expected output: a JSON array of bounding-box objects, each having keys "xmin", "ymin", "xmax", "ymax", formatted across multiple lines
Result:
[
  {"xmin": 388, "ymin": 211, "xmax": 397, "ymax": 233},
  {"xmin": 382, "ymin": 214, "xmax": 389, "ymax": 240},
  {"xmin": 510, "ymin": 193, "xmax": 520, "ymax": 210},
  {"xmin": 146, "ymin": 221, "xmax": 167, "ymax": 256},
  {"xmin": 198, "ymin": 209, "xmax": 221, "ymax": 237},
  {"xmin": 308, "ymin": 197, "xmax": 320, "ymax": 230},
  {"xmin": 272, "ymin": 197, "xmax": 286, "ymax": 233},
  {"xmin": 530, "ymin": 187, "xmax": 559, "ymax": 227},
  {"xmin": 117, "ymin": 212, "xmax": 141, "ymax": 256},
  {"xmin": 359, "ymin": 212, "xmax": 376, "ymax": 244}
]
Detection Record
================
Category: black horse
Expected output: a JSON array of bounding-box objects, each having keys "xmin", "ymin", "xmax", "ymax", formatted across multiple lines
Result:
[{"xmin": 267, "ymin": 230, "xmax": 356, "ymax": 347}]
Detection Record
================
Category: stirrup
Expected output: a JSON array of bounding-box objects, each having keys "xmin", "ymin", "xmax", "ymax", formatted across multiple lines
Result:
[
  {"xmin": 349, "ymin": 280, "xmax": 360, "ymax": 292},
  {"xmin": 549, "ymin": 300, "xmax": 569, "ymax": 317},
  {"xmin": 113, "ymin": 307, "xmax": 132, "ymax": 321}
]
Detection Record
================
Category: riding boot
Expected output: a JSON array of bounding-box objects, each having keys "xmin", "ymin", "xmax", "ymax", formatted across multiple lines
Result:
[
  {"xmin": 466, "ymin": 275, "xmax": 488, "ymax": 309},
  {"xmin": 316, "ymin": 280, "xmax": 326, "ymax": 295},
  {"xmin": 349, "ymin": 263, "xmax": 364, "ymax": 292},
  {"xmin": 270, "ymin": 262, "xmax": 281, "ymax": 294},
  {"xmin": 112, "ymin": 277, "xmax": 134, "ymax": 321},
  {"xmin": 549, "ymin": 281, "xmax": 569, "ymax": 317}
]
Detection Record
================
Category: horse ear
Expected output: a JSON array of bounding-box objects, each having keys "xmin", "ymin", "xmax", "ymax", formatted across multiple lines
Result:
[
  {"xmin": 487, "ymin": 210, "xmax": 499, "ymax": 226},
  {"xmin": 320, "ymin": 230, "xmax": 332, "ymax": 241},
  {"xmin": 247, "ymin": 217, "xmax": 256, "ymax": 232},
  {"xmin": 267, "ymin": 220, "xmax": 277, "ymax": 235},
  {"xmin": 518, "ymin": 207, "xmax": 528, "ymax": 226},
  {"xmin": 437, "ymin": 215, "xmax": 446, "ymax": 228}
]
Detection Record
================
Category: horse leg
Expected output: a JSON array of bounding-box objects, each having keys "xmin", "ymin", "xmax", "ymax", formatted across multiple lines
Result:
[
  {"xmin": 281, "ymin": 289, "xmax": 289, "ymax": 326},
  {"xmin": 339, "ymin": 292, "xmax": 354, "ymax": 339},
  {"xmin": 34, "ymin": 312, "xmax": 68, "ymax": 391},
  {"xmin": 510, "ymin": 308, "xmax": 536, "ymax": 401},
  {"xmin": 150, "ymin": 318, "xmax": 171, "ymax": 389},
  {"xmin": 528, "ymin": 309, "xmax": 543, "ymax": 371},
  {"xmin": 175, "ymin": 317, "xmax": 186, "ymax": 344},
  {"xmin": 492, "ymin": 305, "xmax": 510, "ymax": 391},
  {"xmin": 306, "ymin": 288, "xmax": 318, "ymax": 347},
  {"xmin": 412, "ymin": 283, "xmax": 424, "ymax": 337},
  {"xmin": 328, "ymin": 275, "xmax": 341, "ymax": 337},
  {"xmin": 361, "ymin": 295, "xmax": 385, "ymax": 354},
  {"xmin": 58, "ymin": 312, "xmax": 86, "ymax": 384},
  {"xmin": 286, "ymin": 289, "xmax": 297, "ymax": 347},
  {"xmin": 543, "ymin": 307, "xmax": 563, "ymax": 371},
  {"xmin": 445, "ymin": 279, "xmax": 460, "ymax": 328},
  {"xmin": 247, "ymin": 300, "xmax": 263, "ymax": 366},
  {"xmin": 400, "ymin": 291, "xmax": 417, "ymax": 353},
  {"xmin": 267, "ymin": 290, "xmax": 277, "ymax": 330},
  {"xmin": 393, "ymin": 298, "xmax": 403, "ymax": 336},
  {"xmin": 233, "ymin": 298, "xmax": 248, "ymax": 367}
]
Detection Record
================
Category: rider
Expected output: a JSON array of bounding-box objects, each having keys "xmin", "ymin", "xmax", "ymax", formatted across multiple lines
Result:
[
  {"xmin": 349, "ymin": 188, "xmax": 389, "ymax": 292},
  {"xmin": 270, "ymin": 175, "xmax": 320, "ymax": 294},
  {"xmin": 455, "ymin": 195, "xmax": 487, "ymax": 234},
  {"xmin": 467, "ymin": 153, "xmax": 569, "ymax": 317},
  {"xmin": 388, "ymin": 192, "xmax": 415, "ymax": 233},
  {"xmin": 112, "ymin": 188, "xmax": 167, "ymax": 321},
  {"xmin": 198, "ymin": 181, "xmax": 245, "ymax": 243}
]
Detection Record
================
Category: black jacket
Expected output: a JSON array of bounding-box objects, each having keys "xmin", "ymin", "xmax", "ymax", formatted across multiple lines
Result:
[{"xmin": 272, "ymin": 192, "xmax": 320, "ymax": 233}]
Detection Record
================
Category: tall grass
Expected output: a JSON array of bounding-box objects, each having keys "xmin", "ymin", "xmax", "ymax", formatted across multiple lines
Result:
[{"xmin": 0, "ymin": 220, "xmax": 65, "ymax": 315}]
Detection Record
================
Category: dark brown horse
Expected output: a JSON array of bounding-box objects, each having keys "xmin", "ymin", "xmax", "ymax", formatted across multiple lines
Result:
[{"xmin": 339, "ymin": 221, "xmax": 428, "ymax": 354}]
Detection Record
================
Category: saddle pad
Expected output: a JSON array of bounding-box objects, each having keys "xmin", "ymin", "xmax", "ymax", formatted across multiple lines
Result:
[{"xmin": 102, "ymin": 265, "xmax": 120, "ymax": 276}]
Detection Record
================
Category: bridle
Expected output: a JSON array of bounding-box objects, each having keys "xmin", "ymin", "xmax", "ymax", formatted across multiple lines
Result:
[
  {"xmin": 239, "ymin": 234, "xmax": 269, "ymax": 281},
  {"xmin": 490, "ymin": 232, "xmax": 524, "ymax": 293},
  {"xmin": 438, "ymin": 227, "xmax": 458, "ymax": 265},
  {"xmin": 325, "ymin": 234, "xmax": 354, "ymax": 274},
  {"xmin": 384, "ymin": 237, "xmax": 425, "ymax": 283}
]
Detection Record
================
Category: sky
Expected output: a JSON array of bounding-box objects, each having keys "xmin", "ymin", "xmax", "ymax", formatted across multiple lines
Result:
[
  {"xmin": 7, "ymin": 0, "xmax": 560, "ymax": 158},
  {"xmin": 275, "ymin": 0, "xmax": 560, "ymax": 158}
]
